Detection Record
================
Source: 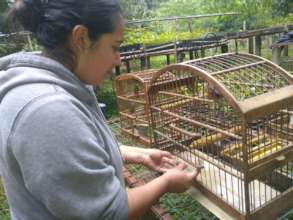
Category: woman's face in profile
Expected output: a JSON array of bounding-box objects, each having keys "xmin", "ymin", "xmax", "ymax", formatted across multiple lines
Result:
[{"xmin": 75, "ymin": 16, "xmax": 124, "ymax": 85}]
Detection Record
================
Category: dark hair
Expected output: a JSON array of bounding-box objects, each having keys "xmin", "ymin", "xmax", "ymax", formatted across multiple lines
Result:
[{"xmin": 8, "ymin": 0, "xmax": 122, "ymax": 69}]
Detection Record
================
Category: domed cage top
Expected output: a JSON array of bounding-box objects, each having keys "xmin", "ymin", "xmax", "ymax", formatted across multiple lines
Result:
[
  {"xmin": 148, "ymin": 53, "xmax": 293, "ymax": 220},
  {"xmin": 115, "ymin": 68, "xmax": 181, "ymax": 145}
]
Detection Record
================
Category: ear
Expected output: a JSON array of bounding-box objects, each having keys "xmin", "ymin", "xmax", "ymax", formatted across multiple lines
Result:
[{"xmin": 71, "ymin": 25, "xmax": 91, "ymax": 52}]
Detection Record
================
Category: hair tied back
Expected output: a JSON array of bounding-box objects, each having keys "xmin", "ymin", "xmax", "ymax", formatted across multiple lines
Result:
[{"xmin": 9, "ymin": 0, "xmax": 48, "ymax": 33}]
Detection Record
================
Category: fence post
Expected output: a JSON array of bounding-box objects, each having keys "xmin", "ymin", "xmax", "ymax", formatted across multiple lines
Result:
[
  {"xmin": 248, "ymin": 37, "xmax": 254, "ymax": 54},
  {"xmin": 272, "ymin": 47, "xmax": 282, "ymax": 65},
  {"xmin": 141, "ymin": 44, "xmax": 146, "ymax": 70},
  {"xmin": 147, "ymin": 56, "xmax": 151, "ymax": 69},
  {"xmin": 126, "ymin": 60, "xmax": 131, "ymax": 73},
  {"xmin": 221, "ymin": 44, "xmax": 228, "ymax": 53},
  {"xmin": 174, "ymin": 19, "xmax": 178, "ymax": 63},
  {"xmin": 255, "ymin": 35, "xmax": 261, "ymax": 56},
  {"xmin": 201, "ymin": 49, "xmax": 205, "ymax": 58},
  {"xmin": 283, "ymin": 45, "xmax": 288, "ymax": 57},
  {"xmin": 189, "ymin": 50, "xmax": 194, "ymax": 60},
  {"xmin": 166, "ymin": 54, "xmax": 170, "ymax": 65}
]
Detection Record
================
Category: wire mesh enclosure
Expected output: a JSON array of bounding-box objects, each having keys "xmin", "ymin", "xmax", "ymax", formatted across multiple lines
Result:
[
  {"xmin": 148, "ymin": 53, "xmax": 293, "ymax": 220},
  {"xmin": 115, "ymin": 69, "xmax": 158, "ymax": 145}
]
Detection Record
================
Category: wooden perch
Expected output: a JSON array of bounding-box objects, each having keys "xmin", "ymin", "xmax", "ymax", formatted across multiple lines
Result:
[
  {"xmin": 159, "ymin": 99, "xmax": 194, "ymax": 110},
  {"xmin": 225, "ymin": 137, "xmax": 283, "ymax": 163},
  {"xmin": 119, "ymin": 111, "xmax": 136, "ymax": 120},
  {"xmin": 169, "ymin": 123, "xmax": 201, "ymax": 138},
  {"xmin": 190, "ymin": 126, "xmax": 242, "ymax": 149},
  {"xmin": 152, "ymin": 106, "xmax": 242, "ymax": 140},
  {"xmin": 117, "ymin": 95, "xmax": 146, "ymax": 104},
  {"xmin": 249, "ymin": 141, "xmax": 282, "ymax": 162},
  {"xmin": 221, "ymin": 134, "xmax": 267, "ymax": 157},
  {"xmin": 158, "ymin": 91, "xmax": 213, "ymax": 103}
]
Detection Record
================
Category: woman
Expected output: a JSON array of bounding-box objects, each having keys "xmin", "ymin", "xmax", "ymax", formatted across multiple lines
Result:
[{"xmin": 0, "ymin": 0, "xmax": 201, "ymax": 219}]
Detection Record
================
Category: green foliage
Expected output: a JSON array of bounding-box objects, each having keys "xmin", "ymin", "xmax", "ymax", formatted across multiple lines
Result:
[
  {"xmin": 0, "ymin": 34, "xmax": 41, "ymax": 57},
  {"xmin": 0, "ymin": 1, "xmax": 8, "ymax": 21},
  {"xmin": 124, "ymin": 27, "xmax": 204, "ymax": 45},
  {"xmin": 0, "ymin": 41, "xmax": 23, "ymax": 57},
  {"xmin": 0, "ymin": 0, "xmax": 9, "ymax": 12},
  {"xmin": 123, "ymin": 0, "xmax": 293, "ymax": 47},
  {"xmin": 23, "ymin": 37, "xmax": 42, "ymax": 52},
  {"xmin": 121, "ymin": 0, "xmax": 150, "ymax": 20},
  {"xmin": 160, "ymin": 193, "xmax": 215, "ymax": 220},
  {"xmin": 157, "ymin": 0, "xmax": 201, "ymax": 17},
  {"xmin": 0, "ymin": 0, "xmax": 13, "ymax": 33},
  {"xmin": 121, "ymin": 0, "xmax": 167, "ymax": 20},
  {"xmin": 0, "ymin": 179, "xmax": 10, "ymax": 220},
  {"xmin": 272, "ymin": 0, "xmax": 293, "ymax": 17},
  {"xmin": 269, "ymin": 13, "xmax": 293, "ymax": 26},
  {"xmin": 95, "ymin": 79, "xmax": 118, "ymax": 119},
  {"xmin": 154, "ymin": 0, "xmax": 293, "ymax": 32}
]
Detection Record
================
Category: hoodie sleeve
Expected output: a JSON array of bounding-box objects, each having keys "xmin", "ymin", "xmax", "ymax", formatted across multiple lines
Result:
[{"xmin": 9, "ymin": 93, "xmax": 128, "ymax": 220}]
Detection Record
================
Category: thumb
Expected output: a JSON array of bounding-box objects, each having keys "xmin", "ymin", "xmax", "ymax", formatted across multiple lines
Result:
[
  {"xmin": 190, "ymin": 167, "xmax": 203, "ymax": 179},
  {"xmin": 187, "ymin": 169, "xmax": 198, "ymax": 180}
]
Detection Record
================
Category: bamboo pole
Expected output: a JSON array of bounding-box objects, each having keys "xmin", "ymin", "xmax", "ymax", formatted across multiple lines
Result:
[
  {"xmin": 190, "ymin": 126, "xmax": 242, "ymax": 149},
  {"xmin": 158, "ymin": 91, "xmax": 214, "ymax": 103}
]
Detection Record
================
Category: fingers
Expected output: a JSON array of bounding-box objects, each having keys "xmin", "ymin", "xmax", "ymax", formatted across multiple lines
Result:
[
  {"xmin": 161, "ymin": 151, "xmax": 176, "ymax": 159},
  {"xmin": 189, "ymin": 165, "xmax": 204, "ymax": 180},
  {"xmin": 158, "ymin": 163, "xmax": 174, "ymax": 173},
  {"xmin": 187, "ymin": 169, "xmax": 198, "ymax": 180},
  {"xmin": 176, "ymin": 162, "xmax": 187, "ymax": 170},
  {"xmin": 162, "ymin": 157, "xmax": 177, "ymax": 167},
  {"xmin": 157, "ymin": 158, "xmax": 178, "ymax": 173}
]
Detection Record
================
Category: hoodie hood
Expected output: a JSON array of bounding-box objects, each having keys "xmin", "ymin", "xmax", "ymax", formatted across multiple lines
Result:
[{"xmin": 0, "ymin": 52, "xmax": 95, "ymax": 105}]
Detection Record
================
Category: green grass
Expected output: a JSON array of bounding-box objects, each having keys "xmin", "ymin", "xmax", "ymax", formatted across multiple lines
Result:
[
  {"xmin": 0, "ymin": 178, "xmax": 10, "ymax": 220},
  {"xmin": 160, "ymin": 193, "xmax": 216, "ymax": 220}
]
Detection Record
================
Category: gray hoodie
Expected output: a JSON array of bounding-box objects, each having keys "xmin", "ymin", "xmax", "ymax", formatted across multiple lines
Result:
[{"xmin": 0, "ymin": 52, "xmax": 128, "ymax": 220}]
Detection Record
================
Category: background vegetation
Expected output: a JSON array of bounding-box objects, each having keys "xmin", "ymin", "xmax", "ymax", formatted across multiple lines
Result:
[
  {"xmin": 123, "ymin": 0, "xmax": 293, "ymax": 45},
  {"xmin": 0, "ymin": 0, "xmax": 293, "ymax": 219}
]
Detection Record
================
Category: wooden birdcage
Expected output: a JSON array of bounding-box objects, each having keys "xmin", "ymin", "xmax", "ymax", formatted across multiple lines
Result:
[
  {"xmin": 148, "ymin": 53, "xmax": 293, "ymax": 220},
  {"xmin": 115, "ymin": 69, "xmax": 159, "ymax": 145}
]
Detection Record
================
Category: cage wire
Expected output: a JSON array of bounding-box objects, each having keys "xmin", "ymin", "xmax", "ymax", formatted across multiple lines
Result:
[
  {"xmin": 109, "ymin": 119, "xmax": 218, "ymax": 219},
  {"xmin": 148, "ymin": 52, "xmax": 293, "ymax": 219},
  {"xmin": 112, "ymin": 13, "xmax": 293, "ymax": 220}
]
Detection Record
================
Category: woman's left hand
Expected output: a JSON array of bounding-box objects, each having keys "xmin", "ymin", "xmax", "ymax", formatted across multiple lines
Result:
[{"xmin": 141, "ymin": 149, "xmax": 177, "ymax": 173}]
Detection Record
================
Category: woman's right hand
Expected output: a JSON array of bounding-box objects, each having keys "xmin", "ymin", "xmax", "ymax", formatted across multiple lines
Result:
[
  {"xmin": 162, "ymin": 162, "xmax": 202, "ymax": 193},
  {"xmin": 127, "ymin": 161, "xmax": 203, "ymax": 220}
]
